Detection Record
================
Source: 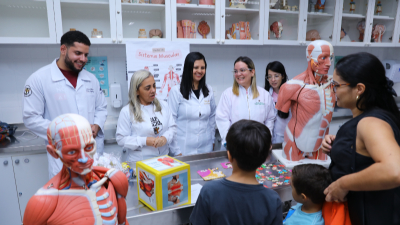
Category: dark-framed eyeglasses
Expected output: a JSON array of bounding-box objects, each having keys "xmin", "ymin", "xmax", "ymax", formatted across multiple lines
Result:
[{"xmin": 332, "ymin": 82, "xmax": 350, "ymax": 93}]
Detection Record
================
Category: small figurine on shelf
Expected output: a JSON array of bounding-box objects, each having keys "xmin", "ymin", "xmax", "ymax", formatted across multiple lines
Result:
[
  {"xmin": 138, "ymin": 29, "xmax": 147, "ymax": 38},
  {"xmin": 309, "ymin": 0, "xmax": 317, "ymax": 12},
  {"xmin": 121, "ymin": 0, "xmax": 131, "ymax": 3},
  {"xmin": 149, "ymin": 29, "xmax": 163, "ymax": 38},
  {"xmin": 229, "ymin": 0, "xmax": 247, "ymax": 9},
  {"xmin": 349, "ymin": 0, "xmax": 356, "ymax": 13},
  {"xmin": 199, "ymin": 0, "xmax": 214, "ymax": 5},
  {"xmin": 139, "ymin": 0, "xmax": 149, "ymax": 3},
  {"xmin": 376, "ymin": 1, "xmax": 382, "ymax": 15},
  {"xmin": 190, "ymin": 21, "xmax": 196, "ymax": 38},
  {"xmin": 306, "ymin": 30, "xmax": 321, "ymax": 41},
  {"xmin": 270, "ymin": 0, "xmax": 279, "ymax": 9},
  {"xmin": 372, "ymin": 24, "xmax": 386, "ymax": 42},
  {"xmin": 292, "ymin": 5, "xmax": 298, "ymax": 11},
  {"xmin": 357, "ymin": 20, "xmax": 366, "ymax": 42},
  {"xmin": 270, "ymin": 21, "xmax": 283, "ymax": 39},
  {"xmin": 177, "ymin": 21, "xmax": 183, "ymax": 38},
  {"xmin": 151, "ymin": 0, "xmax": 165, "ymax": 4},
  {"xmin": 340, "ymin": 27, "xmax": 351, "ymax": 42},
  {"xmin": 177, "ymin": 0, "xmax": 191, "ymax": 3},
  {"xmin": 284, "ymin": 5, "xmax": 290, "ymax": 11},
  {"xmin": 91, "ymin": 28, "xmax": 103, "ymax": 38},
  {"xmin": 181, "ymin": 20, "xmax": 192, "ymax": 38},
  {"xmin": 315, "ymin": 0, "xmax": 325, "ymax": 12},
  {"xmin": 226, "ymin": 22, "xmax": 251, "ymax": 40},
  {"xmin": 198, "ymin": 21, "xmax": 210, "ymax": 39}
]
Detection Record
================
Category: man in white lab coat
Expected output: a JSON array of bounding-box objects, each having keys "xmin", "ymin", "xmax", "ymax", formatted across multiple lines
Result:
[{"xmin": 23, "ymin": 31, "xmax": 107, "ymax": 179}]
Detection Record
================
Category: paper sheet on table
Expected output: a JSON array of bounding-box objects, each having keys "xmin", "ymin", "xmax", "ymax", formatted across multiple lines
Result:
[{"xmin": 191, "ymin": 183, "xmax": 203, "ymax": 204}]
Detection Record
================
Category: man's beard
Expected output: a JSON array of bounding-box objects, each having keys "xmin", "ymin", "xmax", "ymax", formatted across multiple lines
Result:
[{"xmin": 64, "ymin": 52, "xmax": 84, "ymax": 73}]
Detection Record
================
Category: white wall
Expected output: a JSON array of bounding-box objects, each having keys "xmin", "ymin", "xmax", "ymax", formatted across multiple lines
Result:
[{"xmin": 0, "ymin": 44, "xmax": 399, "ymax": 127}]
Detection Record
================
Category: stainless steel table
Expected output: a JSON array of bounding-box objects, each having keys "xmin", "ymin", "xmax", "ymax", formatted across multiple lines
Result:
[{"xmin": 125, "ymin": 150, "xmax": 294, "ymax": 225}]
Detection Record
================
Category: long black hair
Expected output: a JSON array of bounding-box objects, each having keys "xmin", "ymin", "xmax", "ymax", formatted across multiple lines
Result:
[
  {"xmin": 336, "ymin": 52, "xmax": 400, "ymax": 127},
  {"xmin": 264, "ymin": 61, "xmax": 288, "ymax": 91},
  {"xmin": 180, "ymin": 52, "xmax": 209, "ymax": 100}
]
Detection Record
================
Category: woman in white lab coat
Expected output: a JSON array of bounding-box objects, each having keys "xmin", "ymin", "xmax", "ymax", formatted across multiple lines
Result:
[
  {"xmin": 265, "ymin": 61, "xmax": 291, "ymax": 144},
  {"xmin": 168, "ymin": 52, "xmax": 216, "ymax": 156},
  {"xmin": 216, "ymin": 56, "xmax": 276, "ymax": 149},
  {"xmin": 116, "ymin": 70, "xmax": 177, "ymax": 161}
]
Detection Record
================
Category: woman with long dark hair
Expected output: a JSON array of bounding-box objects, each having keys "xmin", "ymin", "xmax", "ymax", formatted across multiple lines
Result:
[
  {"xmin": 168, "ymin": 52, "xmax": 216, "ymax": 155},
  {"xmin": 216, "ymin": 56, "xmax": 275, "ymax": 149},
  {"xmin": 265, "ymin": 61, "xmax": 291, "ymax": 144},
  {"xmin": 321, "ymin": 52, "xmax": 400, "ymax": 225}
]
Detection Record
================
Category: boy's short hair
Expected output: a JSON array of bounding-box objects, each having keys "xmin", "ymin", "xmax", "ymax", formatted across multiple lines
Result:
[
  {"xmin": 60, "ymin": 31, "xmax": 91, "ymax": 47},
  {"xmin": 226, "ymin": 120, "xmax": 272, "ymax": 172},
  {"xmin": 292, "ymin": 164, "xmax": 332, "ymax": 204}
]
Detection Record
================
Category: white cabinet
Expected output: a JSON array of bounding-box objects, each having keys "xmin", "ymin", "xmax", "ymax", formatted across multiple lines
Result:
[
  {"xmin": 172, "ymin": 1, "xmax": 221, "ymax": 44},
  {"xmin": 171, "ymin": 0, "xmax": 264, "ymax": 45},
  {"xmin": 0, "ymin": 153, "xmax": 48, "ymax": 223},
  {"xmin": 0, "ymin": 0, "xmax": 57, "ymax": 43},
  {"xmin": 12, "ymin": 153, "xmax": 49, "ymax": 218},
  {"xmin": 54, "ymin": 0, "xmax": 118, "ymax": 44},
  {"xmin": 264, "ymin": 0, "xmax": 303, "ymax": 45},
  {"xmin": 116, "ymin": 1, "xmax": 172, "ymax": 43},
  {"xmin": 265, "ymin": 0, "xmax": 339, "ymax": 46},
  {"xmin": 0, "ymin": 156, "xmax": 22, "ymax": 225},
  {"xmin": 335, "ymin": 0, "xmax": 400, "ymax": 47},
  {"xmin": 222, "ymin": 0, "xmax": 265, "ymax": 45},
  {"xmin": 0, "ymin": 0, "xmax": 400, "ymax": 47}
]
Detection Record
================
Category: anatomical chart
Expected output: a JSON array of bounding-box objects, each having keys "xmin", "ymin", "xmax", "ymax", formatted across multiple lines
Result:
[{"xmin": 126, "ymin": 41, "xmax": 190, "ymax": 102}]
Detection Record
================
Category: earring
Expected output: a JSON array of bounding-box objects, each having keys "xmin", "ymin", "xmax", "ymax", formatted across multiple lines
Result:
[{"xmin": 356, "ymin": 95, "xmax": 359, "ymax": 100}]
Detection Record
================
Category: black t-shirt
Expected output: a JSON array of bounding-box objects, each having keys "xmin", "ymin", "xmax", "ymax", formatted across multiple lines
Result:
[
  {"xmin": 193, "ymin": 89, "xmax": 200, "ymax": 99},
  {"xmin": 190, "ymin": 178, "xmax": 282, "ymax": 225}
]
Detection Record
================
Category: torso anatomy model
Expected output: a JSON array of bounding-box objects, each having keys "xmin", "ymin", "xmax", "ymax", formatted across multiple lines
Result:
[
  {"xmin": 23, "ymin": 114, "xmax": 129, "ymax": 225},
  {"xmin": 276, "ymin": 40, "xmax": 335, "ymax": 161}
]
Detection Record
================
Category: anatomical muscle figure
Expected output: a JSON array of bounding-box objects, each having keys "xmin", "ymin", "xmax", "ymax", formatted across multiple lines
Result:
[
  {"xmin": 23, "ymin": 114, "xmax": 129, "ymax": 225},
  {"xmin": 276, "ymin": 40, "xmax": 335, "ymax": 161}
]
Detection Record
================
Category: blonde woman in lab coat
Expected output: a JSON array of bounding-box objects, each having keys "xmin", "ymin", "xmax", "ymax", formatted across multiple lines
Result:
[
  {"xmin": 116, "ymin": 70, "xmax": 178, "ymax": 161},
  {"xmin": 216, "ymin": 56, "xmax": 276, "ymax": 149},
  {"xmin": 168, "ymin": 52, "xmax": 216, "ymax": 156},
  {"xmin": 265, "ymin": 61, "xmax": 292, "ymax": 144}
]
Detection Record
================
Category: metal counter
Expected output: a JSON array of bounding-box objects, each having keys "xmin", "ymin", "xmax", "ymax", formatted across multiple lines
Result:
[{"xmin": 125, "ymin": 150, "xmax": 293, "ymax": 225}]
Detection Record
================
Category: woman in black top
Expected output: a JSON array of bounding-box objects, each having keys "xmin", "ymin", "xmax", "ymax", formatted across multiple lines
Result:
[{"xmin": 321, "ymin": 52, "xmax": 400, "ymax": 225}]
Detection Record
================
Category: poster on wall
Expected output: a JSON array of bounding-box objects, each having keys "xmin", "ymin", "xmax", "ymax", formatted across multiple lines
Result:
[
  {"xmin": 126, "ymin": 41, "xmax": 190, "ymax": 102},
  {"xmin": 84, "ymin": 56, "xmax": 109, "ymax": 97}
]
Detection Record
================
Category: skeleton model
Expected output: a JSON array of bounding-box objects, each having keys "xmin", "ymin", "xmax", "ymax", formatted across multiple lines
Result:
[
  {"xmin": 23, "ymin": 114, "xmax": 129, "ymax": 225},
  {"xmin": 276, "ymin": 40, "xmax": 335, "ymax": 161}
]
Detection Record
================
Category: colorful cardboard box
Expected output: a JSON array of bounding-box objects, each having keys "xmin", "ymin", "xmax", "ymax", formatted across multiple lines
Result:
[{"xmin": 136, "ymin": 155, "xmax": 191, "ymax": 211}]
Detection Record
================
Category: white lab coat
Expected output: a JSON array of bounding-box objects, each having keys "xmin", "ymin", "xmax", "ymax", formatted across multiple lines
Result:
[
  {"xmin": 23, "ymin": 59, "xmax": 107, "ymax": 179},
  {"xmin": 269, "ymin": 87, "xmax": 292, "ymax": 144},
  {"xmin": 116, "ymin": 101, "xmax": 177, "ymax": 162},
  {"xmin": 168, "ymin": 85, "xmax": 216, "ymax": 156},
  {"xmin": 216, "ymin": 85, "xmax": 276, "ymax": 147}
]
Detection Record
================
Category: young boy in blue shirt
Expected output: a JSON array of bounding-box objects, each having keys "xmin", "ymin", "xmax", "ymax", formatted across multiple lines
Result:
[
  {"xmin": 284, "ymin": 164, "xmax": 332, "ymax": 225},
  {"xmin": 190, "ymin": 120, "xmax": 283, "ymax": 225}
]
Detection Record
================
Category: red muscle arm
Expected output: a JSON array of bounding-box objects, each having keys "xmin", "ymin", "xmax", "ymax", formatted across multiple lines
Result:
[
  {"xmin": 276, "ymin": 82, "xmax": 302, "ymax": 113},
  {"xmin": 23, "ymin": 193, "xmax": 57, "ymax": 225}
]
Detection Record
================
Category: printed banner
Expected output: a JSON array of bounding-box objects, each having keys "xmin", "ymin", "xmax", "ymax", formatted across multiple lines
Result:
[{"xmin": 126, "ymin": 41, "xmax": 190, "ymax": 102}]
